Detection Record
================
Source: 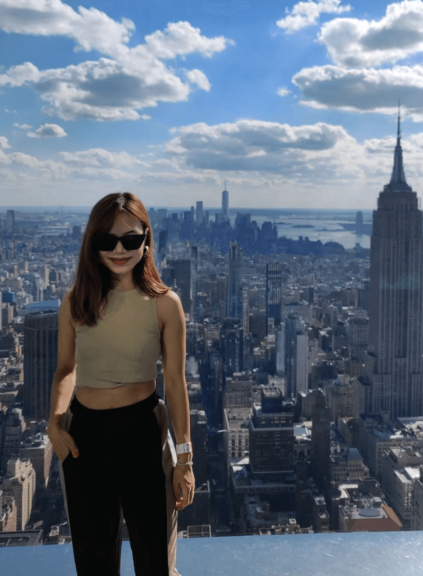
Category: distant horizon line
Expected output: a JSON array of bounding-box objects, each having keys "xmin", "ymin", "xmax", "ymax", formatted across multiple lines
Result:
[{"xmin": 0, "ymin": 206, "xmax": 373, "ymax": 212}]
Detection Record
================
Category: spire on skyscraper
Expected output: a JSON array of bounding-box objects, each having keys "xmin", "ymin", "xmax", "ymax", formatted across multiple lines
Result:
[{"xmin": 390, "ymin": 103, "xmax": 410, "ymax": 190}]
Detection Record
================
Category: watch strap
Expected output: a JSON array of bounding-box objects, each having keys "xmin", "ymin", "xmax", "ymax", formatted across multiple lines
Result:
[{"xmin": 176, "ymin": 442, "xmax": 192, "ymax": 455}]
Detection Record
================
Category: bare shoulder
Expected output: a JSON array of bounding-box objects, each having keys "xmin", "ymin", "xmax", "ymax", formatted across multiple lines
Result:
[
  {"xmin": 59, "ymin": 289, "xmax": 72, "ymax": 314},
  {"xmin": 156, "ymin": 289, "xmax": 182, "ymax": 313},
  {"xmin": 59, "ymin": 289, "xmax": 76, "ymax": 329},
  {"xmin": 156, "ymin": 290, "xmax": 184, "ymax": 329}
]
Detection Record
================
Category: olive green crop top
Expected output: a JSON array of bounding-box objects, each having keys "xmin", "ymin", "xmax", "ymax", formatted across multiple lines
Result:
[{"xmin": 74, "ymin": 287, "xmax": 161, "ymax": 389}]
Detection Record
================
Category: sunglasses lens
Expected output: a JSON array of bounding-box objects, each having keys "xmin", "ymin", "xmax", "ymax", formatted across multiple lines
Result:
[
  {"xmin": 93, "ymin": 234, "xmax": 117, "ymax": 251},
  {"xmin": 94, "ymin": 234, "xmax": 146, "ymax": 251},
  {"xmin": 122, "ymin": 235, "xmax": 145, "ymax": 250}
]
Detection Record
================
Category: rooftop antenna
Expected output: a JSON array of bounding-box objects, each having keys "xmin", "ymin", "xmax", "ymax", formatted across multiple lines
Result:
[{"xmin": 390, "ymin": 98, "xmax": 409, "ymax": 187}]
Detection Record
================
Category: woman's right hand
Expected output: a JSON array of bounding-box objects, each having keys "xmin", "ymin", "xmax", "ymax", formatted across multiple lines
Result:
[{"xmin": 48, "ymin": 426, "xmax": 79, "ymax": 463}]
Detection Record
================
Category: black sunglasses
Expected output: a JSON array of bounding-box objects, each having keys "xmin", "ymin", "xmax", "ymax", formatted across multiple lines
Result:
[{"xmin": 93, "ymin": 233, "xmax": 147, "ymax": 252}]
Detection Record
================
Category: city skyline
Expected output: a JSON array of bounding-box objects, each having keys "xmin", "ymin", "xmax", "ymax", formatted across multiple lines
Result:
[
  {"xmin": 2, "ymin": 144, "xmax": 423, "ymax": 540},
  {"xmin": 3, "ymin": 0, "xmax": 423, "ymax": 208}
]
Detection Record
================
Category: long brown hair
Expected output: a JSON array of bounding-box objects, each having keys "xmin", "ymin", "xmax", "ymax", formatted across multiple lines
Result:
[{"xmin": 70, "ymin": 192, "xmax": 170, "ymax": 326}]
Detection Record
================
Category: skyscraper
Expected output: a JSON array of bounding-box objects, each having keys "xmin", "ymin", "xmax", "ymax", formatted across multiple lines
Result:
[
  {"xmin": 266, "ymin": 263, "xmax": 282, "ymax": 335},
  {"xmin": 196, "ymin": 201, "xmax": 203, "ymax": 225},
  {"xmin": 227, "ymin": 241, "xmax": 242, "ymax": 318},
  {"xmin": 6, "ymin": 210, "xmax": 14, "ymax": 235},
  {"xmin": 162, "ymin": 259, "xmax": 193, "ymax": 319},
  {"xmin": 23, "ymin": 311, "xmax": 58, "ymax": 421},
  {"xmin": 284, "ymin": 313, "xmax": 308, "ymax": 398},
  {"xmin": 355, "ymin": 211, "xmax": 364, "ymax": 234},
  {"xmin": 248, "ymin": 387, "xmax": 294, "ymax": 475},
  {"xmin": 222, "ymin": 182, "xmax": 229, "ymax": 220},
  {"xmin": 310, "ymin": 389, "xmax": 331, "ymax": 491},
  {"xmin": 276, "ymin": 326, "xmax": 285, "ymax": 376},
  {"xmin": 221, "ymin": 319, "xmax": 243, "ymax": 376},
  {"xmin": 241, "ymin": 286, "xmax": 249, "ymax": 334},
  {"xmin": 367, "ymin": 112, "xmax": 423, "ymax": 418},
  {"xmin": 191, "ymin": 246, "xmax": 198, "ymax": 320}
]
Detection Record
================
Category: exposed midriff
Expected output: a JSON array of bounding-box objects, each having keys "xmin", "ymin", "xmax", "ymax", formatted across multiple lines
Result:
[{"xmin": 75, "ymin": 379, "xmax": 157, "ymax": 410}]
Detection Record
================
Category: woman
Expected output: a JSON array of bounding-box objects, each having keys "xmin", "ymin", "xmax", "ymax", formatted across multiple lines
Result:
[{"xmin": 47, "ymin": 192, "xmax": 194, "ymax": 576}]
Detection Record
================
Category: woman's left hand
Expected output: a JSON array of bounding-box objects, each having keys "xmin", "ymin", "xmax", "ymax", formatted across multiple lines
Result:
[{"xmin": 173, "ymin": 465, "xmax": 195, "ymax": 511}]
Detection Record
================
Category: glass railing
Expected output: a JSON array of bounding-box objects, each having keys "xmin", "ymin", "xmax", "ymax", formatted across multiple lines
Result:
[{"xmin": 1, "ymin": 531, "xmax": 422, "ymax": 575}]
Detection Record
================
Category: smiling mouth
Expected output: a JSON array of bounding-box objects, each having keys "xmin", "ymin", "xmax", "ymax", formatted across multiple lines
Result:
[{"xmin": 111, "ymin": 258, "xmax": 130, "ymax": 262}]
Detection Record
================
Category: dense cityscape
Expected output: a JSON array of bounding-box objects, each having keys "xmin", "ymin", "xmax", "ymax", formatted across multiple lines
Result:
[{"xmin": 1, "ymin": 118, "xmax": 423, "ymax": 545}]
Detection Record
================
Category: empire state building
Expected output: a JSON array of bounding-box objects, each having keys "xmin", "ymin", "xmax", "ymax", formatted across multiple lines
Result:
[{"xmin": 368, "ymin": 114, "xmax": 423, "ymax": 418}]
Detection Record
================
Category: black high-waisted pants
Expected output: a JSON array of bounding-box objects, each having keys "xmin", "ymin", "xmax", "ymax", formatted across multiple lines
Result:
[{"xmin": 61, "ymin": 391, "xmax": 169, "ymax": 576}]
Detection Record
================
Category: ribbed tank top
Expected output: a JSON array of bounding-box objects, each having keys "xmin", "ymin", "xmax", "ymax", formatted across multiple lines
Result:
[{"xmin": 75, "ymin": 287, "xmax": 161, "ymax": 389}]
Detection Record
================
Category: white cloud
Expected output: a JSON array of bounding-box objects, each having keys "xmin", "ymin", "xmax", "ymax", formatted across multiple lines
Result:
[
  {"xmin": 0, "ymin": 0, "xmax": 233, "ymax": 62},
  {"xmin": 276, "ymin": 0, "xmax": 351, "ymax": 33},
  {"xmin": 121, "ymin": 125, "xmax": 423, "ymax": 208},
  {"xmin": 14, "ymin": 122, "xmax": 32, "ymax": 129},
  {"xmin": 0, "ymin": 62, "xmax": 41, "ymax": 86},
  {"xmin": 277, "ymin": 87, "xmax": 292, "ymax": 96},
  {"xmin": 0, "ymin": 146, "xmax": 144, "ymax": 180},
  {"xmin": 0, "ymin": 151, "xmax": 40, "ymax": 167},
  {"xmin": 186, "ymin": 69, "xmax": 211, "ymax": 91},
  {"xmin": 143, "ymin": 21, "xmax": 233, "ymax": 60},
  {"xmin": 59, "ymin": 148, "xmax": 150, "ymax": 168},
  {"xmin": 292, "ymin": 64, "xmax": 423, "ymax": 121},
  {"xmin": 138, "ymin": 169, "xmax": 221, "ymax": 186},
  {"xmin": 14, "ymin": 58, "xmax": 193, "ymax": 121},
  {"xmin": 0, "ymin": 58, "xmax": 187, "ymax": 121},
  {"xmin": 0, "ymin": 136, "xmax": 11, "ymax": 149},
  {"xmin": 27, "ymin": 123, "xmax": 67, "ymax": 138},
  {"xmin": 165, "ymin": 118, "xmax": 356, "ymax": 173},
  {"xmin": 319, "ymin": 0, "xmax": 423, "ymax": 67},
  {"xmin": 0, "ymin": 14, "xmax": 232, "ymax": 121},
  {"xmin": 4, "ymin": 118, "xmax": 423, "ymax": 208},
  {"xmin": 0, "ymin": 0, "xmax": 134, "ymax": 57},
  {"xmin": 1, "ymin": 119, "xmax": 365, "ymax": 193},
  {"xmin": 74, "ymin": 166, "xmax": 141, "ymax": 181}
]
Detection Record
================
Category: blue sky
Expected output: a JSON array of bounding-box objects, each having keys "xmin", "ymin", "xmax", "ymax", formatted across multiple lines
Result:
[{"xmin": 2, "ymin": 0, "xmax": 423, "ymax": 209}]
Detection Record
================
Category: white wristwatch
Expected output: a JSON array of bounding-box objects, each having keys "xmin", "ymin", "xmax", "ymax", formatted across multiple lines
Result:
[{"xmin": 176, "ymin": 442, "xmax": 192, "ymax": 455}]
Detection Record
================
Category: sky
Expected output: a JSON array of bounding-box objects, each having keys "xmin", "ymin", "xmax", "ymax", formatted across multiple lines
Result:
[{"xmin": 2, "ymin": 0, "xmax": 423, "ymax": 209}]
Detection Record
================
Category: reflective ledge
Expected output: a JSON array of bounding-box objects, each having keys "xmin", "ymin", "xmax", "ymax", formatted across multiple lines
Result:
[{"xmin": 1, "ymin": 532, "xmax": 423, "ymax": 575}]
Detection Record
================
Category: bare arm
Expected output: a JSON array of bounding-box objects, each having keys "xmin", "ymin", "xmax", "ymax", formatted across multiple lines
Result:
[
  {"xmin": 159, "ymin": 290, "xmax": 192, "ymax": 463},
  {"xmin": 159, "ymin": 290, "xmax": 195, "ymax": 510},
  {"xmin": 47, "ymin": 290, "xmax": 77, "ymax": 433}
]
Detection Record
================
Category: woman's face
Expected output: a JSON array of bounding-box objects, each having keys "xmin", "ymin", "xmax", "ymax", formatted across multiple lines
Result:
[{"xmin": 97, "ymin": 213, "xmax": 148, "ymax": 282}]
